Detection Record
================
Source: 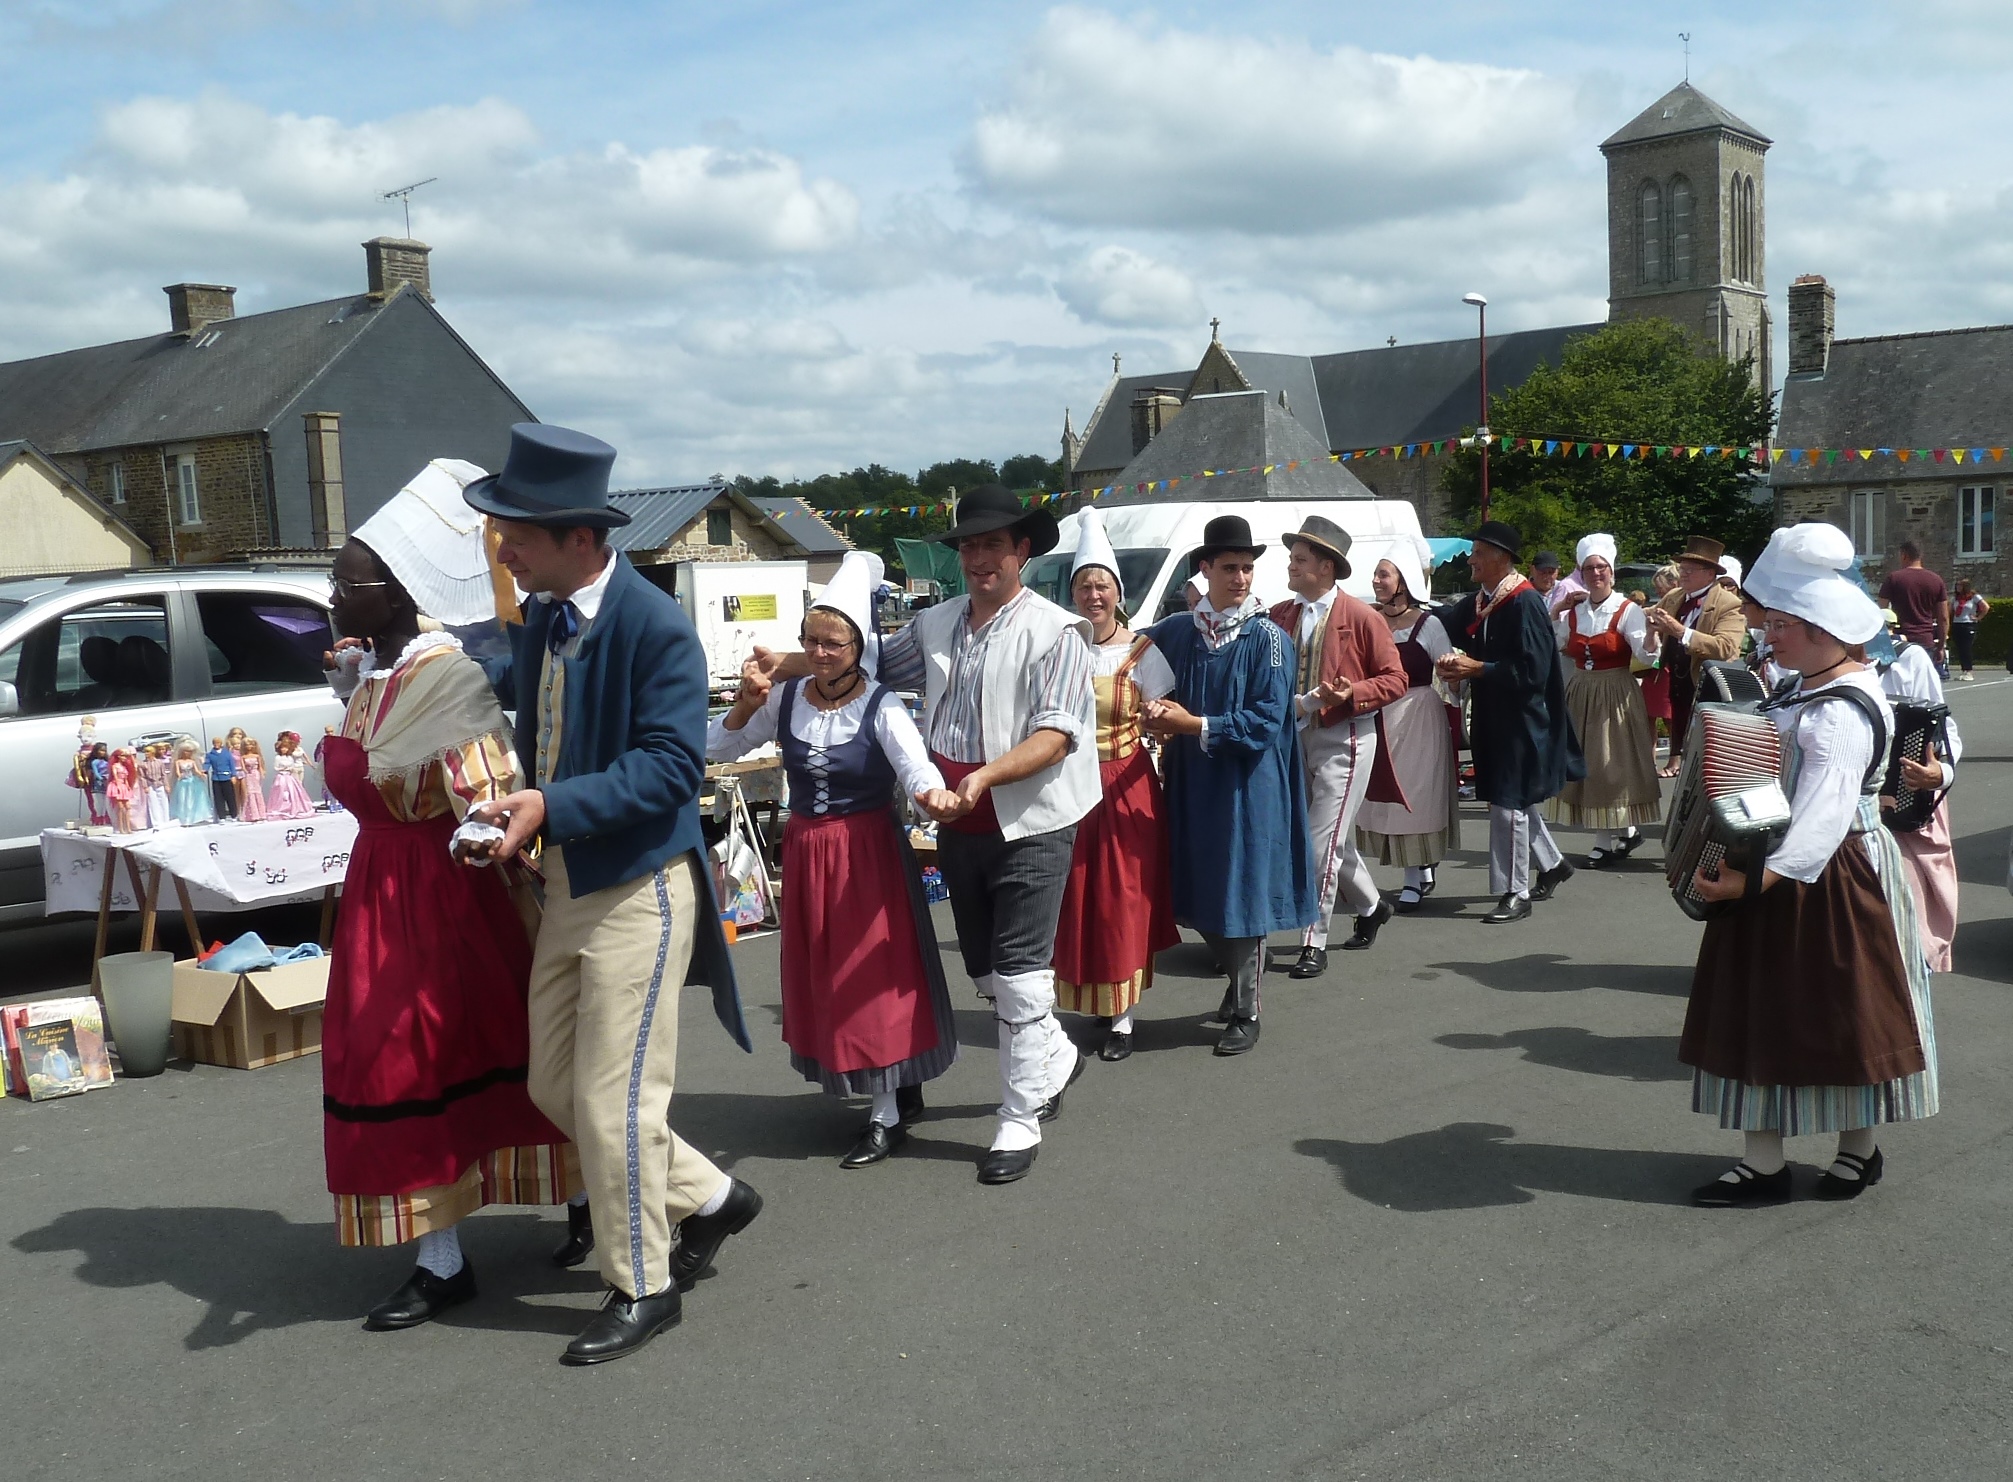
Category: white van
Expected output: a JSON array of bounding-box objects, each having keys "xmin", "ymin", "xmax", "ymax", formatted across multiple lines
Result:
[{"xmin": 1020, "ymin": 499, "xmax": 1428, "ymax": 622}]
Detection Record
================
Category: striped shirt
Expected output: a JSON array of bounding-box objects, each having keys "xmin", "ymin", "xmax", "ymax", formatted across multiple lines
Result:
[{"xmin": 876, "ymin": 587, "xmax": 1093, "ymax": 764}]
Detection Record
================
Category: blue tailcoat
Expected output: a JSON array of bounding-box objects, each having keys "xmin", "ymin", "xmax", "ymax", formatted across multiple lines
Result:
[{"xmin": 1146, "ymin": 614, "xmax": 1316, "ymax": 938}]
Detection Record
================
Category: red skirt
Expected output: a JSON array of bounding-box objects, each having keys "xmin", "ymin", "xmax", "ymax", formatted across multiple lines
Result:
[
  {"xmin": 779, "ymin": 807, "xmax": 955, "ymax": 1094},
  {"xmin": 1052, "ymin": 747, "xmax": 1180, "ymax": 1016},
  {"xmin": 321, "ymin": 737, "xmax": 565, "ymax": 1196},
  {"xmin": 1638, "ymin": 666, "xmax": 1672, "ymax": 722}
]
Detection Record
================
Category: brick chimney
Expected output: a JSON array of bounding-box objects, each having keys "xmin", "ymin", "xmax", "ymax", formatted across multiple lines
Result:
[
  {"xmin": 1787, "ymin": 274, "xmax": 1835, "ymax": 377},
  {"xmin": 164, "ymin": 283, "xmax": 236, "ymax": 336},
  {"xmin": 363, "ymin": 237, "xmax": 433, "ymax": 302}
]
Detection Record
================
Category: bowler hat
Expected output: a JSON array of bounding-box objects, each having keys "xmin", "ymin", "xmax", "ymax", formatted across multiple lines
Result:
[
  {"xmin": 1670, "ymin": 534, "xmax": 1727, "ymax": 572},
  {"xmin": 1281, "ymin": 515, "xmax": 1352, "ymax": 579},
  {"xmin": 1185, "ymin": 514, "xmax": 1265, "ymax": 573},
  {"xmin": 462, "ymin": 423, "xmax": 631, "ymax": 529},
  {"xmin": 1472, "ymin": 519, "xmax": 1523, "ymax": 559},
  {"xmin": 934, "ymin": 484, "xmax": 1058, "ymax": 558}
]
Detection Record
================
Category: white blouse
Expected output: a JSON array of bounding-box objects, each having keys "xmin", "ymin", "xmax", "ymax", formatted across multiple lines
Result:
[
  {"xmin": 1094, "ymin": 633, "xmax": 1176, "ymax": 698},
  {"xmin": 1553, "ymin": 592, "xmax": 1656, "ymax": 662},
  {"xmin": 1765, "ymin": 669, "xmax": 1894, "ymax": 883},
  {"xmin": 1390, "ymin": 610, "xmax": 1454, "ymax": 665},
  {"xmin": 707, "ymin": 681, "xmax": 945, "ymax": 804}
]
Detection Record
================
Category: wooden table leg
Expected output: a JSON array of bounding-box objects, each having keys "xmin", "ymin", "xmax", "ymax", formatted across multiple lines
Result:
[
  {"xmin": 317, "ymin": 885, "xmax": 337, "ymax": 949},
  {"xmin": 90, "ymin": 847, "xmax": 117, "ymax": 1002},
  {"xmin": 135, "ymin": 862, "xmax": 163, "ymax": 954},
  {"xmin": 174, "ymin": 877, "xmax": 202, "ymax": 959}
]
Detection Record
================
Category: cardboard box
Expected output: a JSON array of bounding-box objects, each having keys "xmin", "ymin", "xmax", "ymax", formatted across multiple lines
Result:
[{"xmin": 171, "ymin": 957, "xmax": 328, "ymax": 1069}]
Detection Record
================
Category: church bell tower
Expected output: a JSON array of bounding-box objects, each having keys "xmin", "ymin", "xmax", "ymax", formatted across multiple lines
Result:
[{"xmin": 1601, "ymin": 81, "xmax": 1772, "ymax": 389}]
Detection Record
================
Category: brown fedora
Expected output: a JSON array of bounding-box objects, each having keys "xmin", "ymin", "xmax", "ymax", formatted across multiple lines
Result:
[
  {"xmin": 1671, "ymin": 534, "xmax": 1727, "ymax": 572},
  {"xmin": 1280, "ymin": 515, "xmax": 1352, "ymax": 579}
]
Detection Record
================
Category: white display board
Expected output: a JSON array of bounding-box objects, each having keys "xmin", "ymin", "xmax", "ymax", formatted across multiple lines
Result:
[{"xmin": 41, "ymin": 814, "xmax": 360, "ymax": 916}]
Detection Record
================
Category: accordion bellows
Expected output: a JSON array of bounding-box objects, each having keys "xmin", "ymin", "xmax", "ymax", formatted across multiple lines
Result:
[
  {"xmin": 1665, "ymin": 705, "xmax": 1794, "ymax": 921},
  {"xmin": 352, "ymin": 458, "xmax": 499, "ymax": 627}
]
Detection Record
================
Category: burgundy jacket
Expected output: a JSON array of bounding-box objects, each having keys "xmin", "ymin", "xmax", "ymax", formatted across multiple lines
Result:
[{"xmin": 1269, "ymin": 591, "xmax": 1410, "ymax": 806}]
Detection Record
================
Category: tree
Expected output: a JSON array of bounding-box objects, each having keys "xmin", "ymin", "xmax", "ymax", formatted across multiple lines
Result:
[{"xmin": 1439, "ymin": 318, "xmax": 1777, "ymax": 566}]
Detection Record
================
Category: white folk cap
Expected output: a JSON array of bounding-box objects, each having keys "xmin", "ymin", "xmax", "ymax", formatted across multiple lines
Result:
[
  {"xmin": 1755, "ymin": 523, "xmax": 1883, "ymax": 644},
  {"xmin": 353, "ymin": 459, "xmax": 498, "ymax": 626},
  {"xmin": 810, "ymin": 550, "xmax": 885, "ymax": 642},
  {"xmin": 1574, "ymin": 533, "xmax": 1617, "ymax": 571},
  {"xmin": 1070, "ymin": 506, "xmax": 1122, "ymax": 598}
]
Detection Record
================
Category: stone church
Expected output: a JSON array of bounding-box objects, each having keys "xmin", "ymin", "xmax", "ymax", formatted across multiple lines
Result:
[{"xmin": 1060, "ymin": 81, "xmax": 1773, "ymax": 534}]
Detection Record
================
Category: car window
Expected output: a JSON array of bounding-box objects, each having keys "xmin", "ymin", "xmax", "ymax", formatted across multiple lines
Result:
[
  {"xmin": 1, "ymin": 597, "xmax": 173, "ymax": 716},
  {"xmin": 1022, "ymin": 548, "xmax": 1169, "ymax": 618},
  {"xmin": 194, "ymin": 591, "xmax": 332, "ymax": 696}
]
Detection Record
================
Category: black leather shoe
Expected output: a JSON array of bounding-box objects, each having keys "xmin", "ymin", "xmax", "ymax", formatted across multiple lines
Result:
[
  {"xmin": 551, "ymin": 1202, "xmax": 594, "ymax": 1269},
  {"xmin": 1391, "ymin": 887, "xmax": 1425, "ymax": 914},
  {"xmin": 1482, "ymin": 893, "xmax": 1531, "ymax": 923},
  {"xmin": 560, "ymin": 1286, "xmax": 681, "ymax": 1366},
  {"xmin": 364, "ymin": 1263, "xmax": 476, "ymax": 1330},
  {"xmin": 1341, "ymin": 900, "xmax": 1393, "ymax": 951},
  {"xmin": 1100, "ymin": 1028, "xmax": 1133, "ymax": 1062},
  {"xmin": 1206, "ymin": 987, "xmax": 1237, "ymax": 1025},
  {"xmin": 1037, "ymin": 1051, "xmax": 1088, "ymax": 1124},
  {"xmin": 1814, "ymin": 1147, "xmax": 1883, "ymax": 1200},
  {"xmin": 1613, "ymin": 829, "xmax": 1644, "ymax": 859},
  {"xmin": 840, "ymin": 1120, "xmax": 906, "ymax": 1169},
  {"xmin": 1214, "ymin": 1016, "xmax": 1260, "ymax": 1056},
  {"xmin": 895, "ymin": 1084, "xmax": 926, "ymax": 1126},
  {"xmin": 977, "ymin": 1146, "xmax": 1037, "ymax": 1184},
  {"xmin": 1692, "ymin": 1161, "xmax": 1792, "ymax": 1207},
  {"xmin": 1286, "ymin": 947, "xmax": 1327, "ymax": 979},
  {"xmin": 1530, "ymin": 860, "xmax": 1575, "ymax": 901},
  {"xmin": 669, "ymin": 1178, "xmax": 764, "ymax": 1292}
]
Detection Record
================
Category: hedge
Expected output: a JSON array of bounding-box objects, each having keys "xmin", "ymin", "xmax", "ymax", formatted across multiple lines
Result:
[{"xmin": 1974, "ymin": 597, "xmax": 2013, "ymax": 666}]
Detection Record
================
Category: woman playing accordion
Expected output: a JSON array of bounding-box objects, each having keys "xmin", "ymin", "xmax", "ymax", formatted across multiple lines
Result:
[{"xmin": 1678, "ymin": 524, "xmax": 1937, "ymax": 1207}]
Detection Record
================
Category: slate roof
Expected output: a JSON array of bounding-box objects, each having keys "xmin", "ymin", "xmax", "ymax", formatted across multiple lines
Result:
[
  {"xmin": 1072, "ymin": 325, "xmax": 1597, "ymax": 477},
  {"xmin": 1094, "ymin": 390, "xmax": 1375, "ymax": 506},
  {"xmin": 607, "ymin": 481, "xmax": 854, "ymax": 557},
  {"xmin": 1601, "ymin": 81, "xmax": 1769, "ymax": 150},
  {"xmin": 1772, "ymin": 325, "xmax": 2013, "ymax": 485},
  {"xmin": 748, "ymin": 496, "xmax": 852, "ymax": 556},
  {"xmin": 0, "ymin": 294, "xmax": 392, "ymax": 452}
]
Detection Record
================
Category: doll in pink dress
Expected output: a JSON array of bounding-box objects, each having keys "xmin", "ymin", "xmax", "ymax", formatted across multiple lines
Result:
[
  {"xmin": 239, "ymin": 738, "xmax": 269, "ymax": 821},
  {"xmin": 106, "ymin": 749, "xmax": 139, "ymax": 834},
  {"xmin": 266, "ymin": 731, "xmax": 315, "ymax": 819}
]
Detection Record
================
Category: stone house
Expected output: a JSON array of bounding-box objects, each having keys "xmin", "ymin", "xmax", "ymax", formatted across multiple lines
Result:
[
  {"xmin": 608, "ymin": 479, "xmax": 854, "ymax": 586},
  {"xmin": 0, "ymin": 239, "xmax": 532, "ymax": 567},
  {"xmin": 0, "ymin": 440, "xmax": 153, "ymax": 578},
  {"xmin": 1771, "ymin": 275, "xmax": 2009, "ymax": 589}
]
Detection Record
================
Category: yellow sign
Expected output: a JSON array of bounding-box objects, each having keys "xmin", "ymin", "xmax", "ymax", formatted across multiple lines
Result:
[{"xmin": 723, "ymin": 594, "xmax": 778, "ymax": 621}]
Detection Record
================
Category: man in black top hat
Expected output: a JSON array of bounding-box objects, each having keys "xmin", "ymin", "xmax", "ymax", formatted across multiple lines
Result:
[
  {"xmin": 1435, "ymin": 520, "xmax": 1585, "ymax": 923},
  {"xmin": 756, "ymin": 485, "xmax": 1098, "ymax": 1185}
]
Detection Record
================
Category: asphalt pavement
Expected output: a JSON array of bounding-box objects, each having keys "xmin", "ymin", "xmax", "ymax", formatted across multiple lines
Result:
[{"xmin": 4, "ymin": 679, "xmax": 2012, "ymax": 1481}]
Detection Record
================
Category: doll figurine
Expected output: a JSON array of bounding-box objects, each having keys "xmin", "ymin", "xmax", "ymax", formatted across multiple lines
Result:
[
  {"xmin": 203, "ymin": 736, "xmax": 240, "ymax": 821},
  {"xmin": 314, "ymin": 724, "xmax": 344, "ymax": 812},
  {"xmin": 86, "ymin": 744, "xmax": 111, "ymax": 827},
  {"xmin": 226, "ymin": 727, "xmax": 251, "ymax": 814},
  {"xmin": 171, "ymin": 741, "xmax": 215, "ymax": 825},
  {"xmin": 137, "ymin": 743, "xmax": 173, "ymax": 829},
  {"xmin": 105, "ymin": 748, "xmax": 139, "ymax": 834},
  {"xmin": 266, "ymin": 732, "xmax": 315, "ymax": 819},
  {"xmin": 239, "ymin": 737, "xmax": 269, "ymax": 822}
]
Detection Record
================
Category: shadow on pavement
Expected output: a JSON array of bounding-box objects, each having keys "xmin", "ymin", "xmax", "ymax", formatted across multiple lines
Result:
[
  {"xmin": 1954, "ymin": 823, "xmax": 2008, "ymax": 888},
  {"xmin": 1435, "ymin": 1027, "xmax": 1688, "ymax": 1082},
  {"xmin": 1296, "ymin": 1122, "xmax": 1723, "ymax": 1210},
  {"xmin": 1430, "ymin": 953, "xmax": 1694, "ymax": 997},
  {"xmin": 1951, "ymin": 914, "xmax": 2013, "ymax": 985}
]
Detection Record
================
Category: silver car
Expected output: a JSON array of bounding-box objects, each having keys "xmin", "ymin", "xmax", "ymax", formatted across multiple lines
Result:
[{"xmin": 0, "ymin": 567, "xmax": 347, "ymax": 924}]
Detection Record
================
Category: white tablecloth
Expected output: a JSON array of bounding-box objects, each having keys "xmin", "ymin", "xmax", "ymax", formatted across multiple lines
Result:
[{"xmin": 41, "ymin": 814, "xmax": 360, "ymax": 916}]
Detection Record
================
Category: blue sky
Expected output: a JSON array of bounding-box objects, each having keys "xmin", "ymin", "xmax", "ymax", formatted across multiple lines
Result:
[{"xmin": 2, "ymin": 1, "xmax": 2007, "ymax": 486}]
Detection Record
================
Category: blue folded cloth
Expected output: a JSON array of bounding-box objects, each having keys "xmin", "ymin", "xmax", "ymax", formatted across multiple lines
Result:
[{"xmin": 200, "ymin": 932, "xmax": 325, "ymax": 972}]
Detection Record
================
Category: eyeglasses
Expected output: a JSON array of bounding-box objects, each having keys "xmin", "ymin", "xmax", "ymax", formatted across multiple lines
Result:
[
  {"xmin": 801, "ymin": 636, "xmax": 857, "ymax": 654},
  {"xmin": 330, "ymin": 577, "xmax": 390, "ymax": 599}
]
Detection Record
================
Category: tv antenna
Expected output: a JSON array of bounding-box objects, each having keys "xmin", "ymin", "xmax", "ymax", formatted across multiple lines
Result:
[
  {"xmin": 1680, "ymin": 32, "xmax": 1691, "ymax": 82},
  {"xmin": 381, "ymin": 177, "xmax": 438, "ymax": 237}
]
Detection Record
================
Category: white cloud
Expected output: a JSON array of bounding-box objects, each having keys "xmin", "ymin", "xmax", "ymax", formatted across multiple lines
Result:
[
  {"xmin": 967, "ymin": 6, "xmax": 1579, "ymax": 233},
  {"xmin": 1056, "ymin": 245, "xmax": 1202, "ymax": 326}
]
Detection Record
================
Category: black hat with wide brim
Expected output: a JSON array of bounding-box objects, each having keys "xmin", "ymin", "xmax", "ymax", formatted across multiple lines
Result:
[
  {"xmin": 1184, "ymin": 513, "xmax": 1265, "ymax": 573},
  {"xmin": 1472, "ymin": 519, "xmax": 1523, "ymax": 559},
  {"xmin": 933, "ymin": 483, "xmax": 1058, "ymax": 558},
  {"xmin": 462, "ymin": 422, "xmax": 632, "ymax": 529}
]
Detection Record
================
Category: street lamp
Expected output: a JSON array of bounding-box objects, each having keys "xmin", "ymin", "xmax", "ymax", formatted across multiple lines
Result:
[{"xmin": 1461, "ymin": 291, "xmax": 1491, "ymax": 525}]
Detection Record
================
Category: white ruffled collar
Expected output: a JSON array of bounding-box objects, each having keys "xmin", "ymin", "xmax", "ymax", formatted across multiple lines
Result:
[{"xmin": 359, "ymin": 629, "xmax": 461, "ymax": 680}]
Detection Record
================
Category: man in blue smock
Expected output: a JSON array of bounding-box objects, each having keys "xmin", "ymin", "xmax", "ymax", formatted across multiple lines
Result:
[{"xmin": 1142, "ymin": 515, "xmax": 1316, "ymax": 1056}]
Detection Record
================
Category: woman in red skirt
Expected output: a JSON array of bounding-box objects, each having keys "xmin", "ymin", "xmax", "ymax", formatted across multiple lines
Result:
[
  {"xmin": 1050, "ymin": 508, "xmax": 1179, "ymax": 1062},
  {"xmin": 708, "ymin": 552, "xmax": 956, "ymax": 1169},
  {"xmin": 321, "ymin": 459, "xmax": 574, "ymax": 1332}
]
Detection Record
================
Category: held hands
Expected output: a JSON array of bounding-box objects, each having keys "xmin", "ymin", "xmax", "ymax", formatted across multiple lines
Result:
[
  {"xmin": 726, "ymin": 658, "xmax": 772, "ymax": 725},
  {"xmin": 1141, "ymin": 699, "xmax": 1203, "ymax": 738},
  {"xmin": 913, "ymin": 788, "xmax": 970, "ymax": 824},
  {"xmin": 1314, "ymin": 674, "xmax": 1355, "ymax": 711},
  {"xmin": 459, "ymin": 789, "xmax": 546, "ymax": 865},
  {"xmin": 1435, "ymin": 651, "xmax": 1483, "ymax": 683},
  {"xmin": 1646, "ymin": 608, "xmax": 1685, "ymax": 640}
]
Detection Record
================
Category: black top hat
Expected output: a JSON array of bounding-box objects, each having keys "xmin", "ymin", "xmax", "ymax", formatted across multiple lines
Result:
[
  {"xmin": 462, "ymin": 423, "xmax": 631, "ymax": 529},
  {"xmin": 1472, "ymin": 519, "xmax": 1522, "ymax": 559},
  {"xmin": 933, "ymin": 484, "xmax": 1059, "ymax": 558},
  {"xmin": 1185, "ymin": 514, "xmax": 1265, "ymax": 572},
  {"xmin": 1281, "ymin": 515, "xmax": 1353, "ymax": 579}
]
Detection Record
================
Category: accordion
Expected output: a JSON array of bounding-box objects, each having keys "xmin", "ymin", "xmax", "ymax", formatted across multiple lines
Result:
[
  {"xmin": 1883, "ymin": 700, "xmax": 1952, "ymax": 833},
  {"xmin": 1695, "ymin": 660, "xmax": 1768, "ymax": 707},
  {"xmin": 1664, "ymin": 704, "xmax": 1794, "ymax": 921}
]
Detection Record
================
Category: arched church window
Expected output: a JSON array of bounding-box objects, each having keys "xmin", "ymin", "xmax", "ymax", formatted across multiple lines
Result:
[
  {"xmin": 1743, "ymin": 176, "xmax": 1758, "ymax": 287},
  {"xmin": 1639, "ymin": 180, "xmax": 1662, "ymax": 286},
  {"xmin": 1728, "ymin": 176, "xmax": 1743, "ymax": 282},
  {"xmin": 1670, "ymin": 175, "xmax": 1694, "ymax": 284}
]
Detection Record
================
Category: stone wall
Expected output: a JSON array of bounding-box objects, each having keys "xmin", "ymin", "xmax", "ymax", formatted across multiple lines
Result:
[
  {"xmin": 1775, "ymin": 477, "xmax": 2010, "ymax": 592},
  {"xmin": 69, "ymin": 433, "xmax": 273, "ymax": 565},
  {"xmin": 632, "ymin": 499, "xmax": 792, "ymax": 565}
]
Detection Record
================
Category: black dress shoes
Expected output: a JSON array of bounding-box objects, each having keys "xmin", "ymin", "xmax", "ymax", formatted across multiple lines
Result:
[
  {"xmin": 895, "ymin": 1083, "xmax": 926, "ymax": 1126},
  {"xmin": 1341, "ymin": 900, "xmax": 1394, "ymax": 951},
  {"xmin": 1037, "ymin": 1051, "xmax": 1088, "ymax": 1123},
  {"xmin": 560, "ymin": 1286, "xmax": 681, "ymax": 1366},
  {"xmin": 840, "ymin": 1120, "xmax": 906, "ymax": 1169},
  {"xmin": 1214, "ymin": 1016, "xmax": 1260, "ymax": 1056},
  {"xmin": 1206, "ymin": 987, "xmax": 1237, "ymax": 1025},
  {"xmin": 978, "ymin": 1146, "xmax": 1037, "ymax": 1184},
  {"xmin": 1287, "ymin": 947, "xmax": 1327, "ymax": 979},
  {"xmin": 364, "ymin": 1263, "xmax": 476, "ymax": 1331},
  {"xmin": 1692, "ymin": 1161, "xmax": 1793, "ymax": 1207},
  {"xmin": 1100, "ymin": 1029, "xmax": 1133, "ymax": 1062},
  {"xmin": 1531, "ymin": 860, "xmax": 1575, "ymax": 901},
  {"xmin": 1482, "ymin": 893, "xmax": 1532, "ymax": 923},
  {"xmin": 669, "ymin": 1177, "xmax": 764, "ymax": 1292},
  {"xmin": 1815, "ymin": 1147, "xmax": 1883, "ymax": 1200},
  {"xmin": 551, "ymin": 1201, "xmax": 594, "ymax": 1269}
]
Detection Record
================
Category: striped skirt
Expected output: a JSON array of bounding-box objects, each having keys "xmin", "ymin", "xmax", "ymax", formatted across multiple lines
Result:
[{"xmin": 335, "ymin": 1142, "xmax": 580, "ymax": 1246}]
